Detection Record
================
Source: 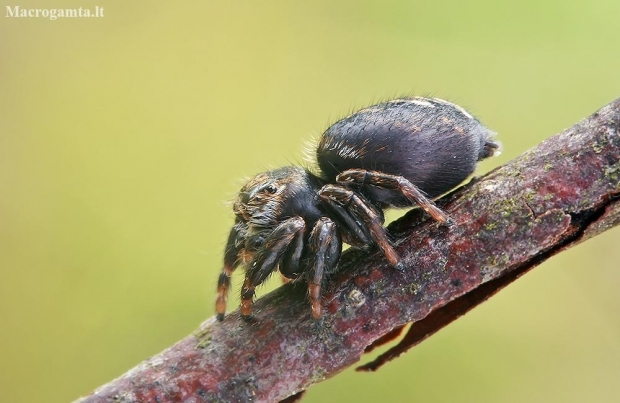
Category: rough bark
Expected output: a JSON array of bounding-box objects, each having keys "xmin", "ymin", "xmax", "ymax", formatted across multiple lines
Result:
[{"xmin": 75, "ymin": 98, "xmax": 620, "ymax": 403}]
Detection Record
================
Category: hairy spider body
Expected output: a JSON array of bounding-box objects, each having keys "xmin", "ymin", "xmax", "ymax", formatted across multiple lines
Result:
[
  {"xmin": 215, "ymin": 97, "xmax": 500, "ymax": 321},
  {"xmin": 318, "ymin": 98, "xmax": 498, "ymax": 206}
]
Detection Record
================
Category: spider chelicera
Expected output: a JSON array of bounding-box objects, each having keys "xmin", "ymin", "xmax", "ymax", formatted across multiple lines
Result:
[{"xmin": 215, "ymin": 97, "xmax": 500, "ymax": 321}]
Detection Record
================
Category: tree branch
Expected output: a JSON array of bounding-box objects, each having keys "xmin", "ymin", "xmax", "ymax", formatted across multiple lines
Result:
[{"xmin": 75, "ymin": 98, "xmax": 620, "ymax": 403}]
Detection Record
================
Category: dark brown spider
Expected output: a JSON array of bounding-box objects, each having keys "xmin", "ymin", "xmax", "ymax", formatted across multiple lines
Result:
[{"xmin": 215, "ymin": 97, "xmax": 500, "ymax": 321}]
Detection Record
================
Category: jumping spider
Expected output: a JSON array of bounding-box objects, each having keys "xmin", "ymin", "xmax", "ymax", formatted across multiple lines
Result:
[{"xmin": 215, "ymin": 97, "xmax": 500, "ymax": 321}]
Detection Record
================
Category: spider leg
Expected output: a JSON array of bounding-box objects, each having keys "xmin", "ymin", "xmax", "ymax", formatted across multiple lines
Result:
[
  {"xmin": 279, "ymin": 224, "xmax": 305, "ymax": 280},
  {"xmin": 280, "ymin": 274, "xmax": 294, "ymax": 284},
  {"xmin": 319, "ymin": 196, "xmax": 372, "ymax": 245},
  {"xmin": 305, "ymin": 217, "xmax": 341, "ymax": 319},
  {"xmin": 216, "ymin": 221, "xmax": 247, "ymax": 321},
  {"xmin": 336, "ymin": 169, "xmax": 452, "ymax": 223},
  {"xmin": 240, "ymin": 217, "xmax": 305, "ymax": 319},
  {"xmin": 319, "ymin": 185, "xmax": 404, "ymax": 270}
]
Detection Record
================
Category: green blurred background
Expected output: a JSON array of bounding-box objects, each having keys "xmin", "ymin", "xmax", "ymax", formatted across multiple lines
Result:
[{"xmin": 1, "ymin": 1, "xmax": 619, "ymax": 402}]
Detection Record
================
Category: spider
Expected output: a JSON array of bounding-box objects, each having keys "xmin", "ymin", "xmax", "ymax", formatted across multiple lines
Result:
[{"xmin": 215, "ymin": 97, "xmax": 500, "ymax": 321}]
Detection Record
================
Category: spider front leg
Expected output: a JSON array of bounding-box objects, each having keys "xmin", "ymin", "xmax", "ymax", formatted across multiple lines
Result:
[
  {"xmin": 240, "ymin": 217, "xmax": 305, "ymax": 319},
  {"xmin": 216, "ymin": 221, "xmax": 247, "ymax": 321},
  {"xmin": 319, "ymin": 185, "xmax": 404, "ymax": 270},
  {"xmin": 336, "ymin": 169, "xmax": 452, "ymax": 224},
  {"xmin": 305, "ymin": 217, "xmax": 341, "ymax": 319}
]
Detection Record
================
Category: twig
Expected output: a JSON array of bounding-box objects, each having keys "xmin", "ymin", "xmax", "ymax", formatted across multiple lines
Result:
[{"xmin": 75, "ymin": 97, "xmax": 620, "ymax": 403}]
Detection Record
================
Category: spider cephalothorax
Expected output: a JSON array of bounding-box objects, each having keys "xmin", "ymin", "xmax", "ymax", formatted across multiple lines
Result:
[{"xmin": 215, "ymin": 97, "xmax": 500, "ymax": 321}]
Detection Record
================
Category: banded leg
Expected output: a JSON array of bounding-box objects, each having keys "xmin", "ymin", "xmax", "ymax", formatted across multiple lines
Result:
[
  {"xmin": 216, "ymin": 221, "xmax": 247, "ymax": 321},
  {"xmin": 336, "ymin": 169, "xmax": 452, "ymax": 223},
  {"xmin": 319, "ymin": 184, "xmax": 404, "ymax": 270},
  {"xmin": 306, "ymin": 217, "xmax": 341, "ymax": 319},
  {"xmin": 240, "ymin": 217, "xmax": 305, "ymax": 319},
  {"xmin": 318, "ymin": 193, "xmax": 373, "ymax": 247},
  {"xmin": 279, "ymin": 223, "xmax": 306, "ymax": 280}
]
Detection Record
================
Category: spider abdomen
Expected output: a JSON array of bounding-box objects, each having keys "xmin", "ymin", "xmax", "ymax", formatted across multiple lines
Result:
[{"xmin": 316, "ymin": 97, "xmax": 499, "ymax": 206}]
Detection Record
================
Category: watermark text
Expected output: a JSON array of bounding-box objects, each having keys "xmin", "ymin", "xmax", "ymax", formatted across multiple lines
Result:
[{"xmin": 6, "ymin": 6, "xmax": 105, "ymax": 20}]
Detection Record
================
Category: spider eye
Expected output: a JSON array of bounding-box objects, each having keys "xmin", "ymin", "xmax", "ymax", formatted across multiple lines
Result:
[{"xmin": 265, "ymin": 184, "xmax": 277, "ymax": 194}]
